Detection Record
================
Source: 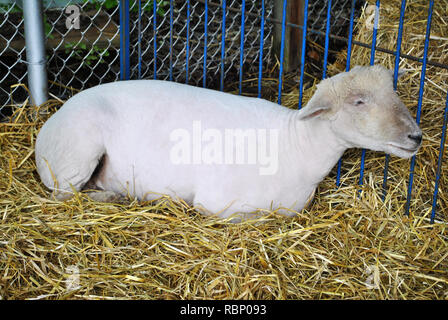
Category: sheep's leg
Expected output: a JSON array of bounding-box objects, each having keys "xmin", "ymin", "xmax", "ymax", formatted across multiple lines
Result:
[
  {"xmin": 85, "ymin": 190, "xmax": 123, "ymax": 203},
  {"xmin": 48, "ymin": 152, "xmax": 105, "ymax": 201},
  {"xmin": 47, "ymin": 157, "xmax": 104, "ymax": 201},
  {"xmin": 52, "ymin": 190, "xmax": 75, "ymax": 201},
  {"xmin": 36, "ymin": 121, "xmax": 107, "ymax": 201},
  {"xmin": 193, "ymin": 195, "xmax": 250, "ymax": 222}
]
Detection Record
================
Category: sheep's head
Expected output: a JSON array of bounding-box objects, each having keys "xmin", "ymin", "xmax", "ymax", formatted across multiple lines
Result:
[{"xmin": 298, "ymin": 65, "xmax": 422, "ymax": 158}]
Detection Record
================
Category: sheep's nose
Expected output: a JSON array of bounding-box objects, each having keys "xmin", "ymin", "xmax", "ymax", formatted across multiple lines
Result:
[{"xmin": 408, "ymin": 133, "xmax": 422, "ymax": 145}]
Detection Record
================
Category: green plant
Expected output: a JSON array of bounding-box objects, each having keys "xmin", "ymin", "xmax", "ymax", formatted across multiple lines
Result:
[
  {"xmin": 64, "ymin": 41, "xmax": 110, "ymax": 67},
  {"xmin": 0, "ymin": 3, "xmax": 54, "ymax": 39},
  {"xmin": 0, "ymin": 3, "xmax": 22, "ymax": 13},
  {"xmin": 44, "ymin": 14, "xmax": 54, "ymax": 39}
]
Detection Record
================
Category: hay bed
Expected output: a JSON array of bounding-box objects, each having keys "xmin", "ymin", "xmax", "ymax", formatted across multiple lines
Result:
[{"xmin": 1, "ymin": 0, "xmax": 447, "ymax": 300}]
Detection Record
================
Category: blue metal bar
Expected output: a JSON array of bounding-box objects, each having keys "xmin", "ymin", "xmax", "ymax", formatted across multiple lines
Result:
[
  {"xmin": 239, "ymin": 0, "xmax": 246, "ymax": 95},
  {"xmin": 431, "ymin": 90, "xmax": 448, "ymax": 224},
  {"xmin": 257, "ymin": 0, "xmax": 265, "ymax": 98},
  {"xmin": 345, "ymin": 0, "xmax": 356, "ymax": 72},
  {"xmin": 322, "ymin": 0, "xmax": 332, "ymax": 79},
  {"xmin": 137, "ymin": 0, "xmax": 142, "ymax": 79},
  {"xmin": 169, "ymin": 0, "xmax": 173, "ymax": 81},
  {"xmin": 119, "ymin": 0, "xmax": 130, "ymax": 80},
  {"xmin": 369, "ymin": 1, "xmax": 379, "ymax": 64},
  {"xmin": 297, "ymin": 0, "xmax": 309, "ymax": 110},
  {"xmin": 382, "ymin": 0, "xmax": 407, "ymax": 201},
  {"xmin": 153, "ymin": 0, "xmax": 157, "ymax": 79},
  {"xmin": 405, "ymin": 0, "xmax": 434, "ymax": 216},
  {"xmin": 358, "ymin": 0, "xmax": 380, "ymax": 189},
  {"xmin": 203, "ymin": 0, "xmax": 208, "ymax": 88},
  {"xmin": 220, "ymin": 0, "xmax": 226, "ymax": 91},
  {"xmin": 277, "ymin": 0, "xmax": 287, "ymax": 105},
  {"xmin": 336, "ymin": 0, "xmax": 356, "ymax": 186},
  {"xmin": 186, "ymin": 0, "xmax": 191, "ymax": 84}
]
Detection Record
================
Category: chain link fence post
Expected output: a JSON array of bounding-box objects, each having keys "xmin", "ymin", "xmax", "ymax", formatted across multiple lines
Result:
[{"xmin": 23, "ymin": 0, "xmax": 48, "ymax": 105}]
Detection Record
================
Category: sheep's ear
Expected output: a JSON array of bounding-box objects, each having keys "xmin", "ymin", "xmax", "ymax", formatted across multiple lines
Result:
[
  {"xmin": 298, "ymin": 78, "xmax": 336, "ymax": 121},
  {"xmin": 389, "ymin": 68, "xmax": 406, "ymax": 80},
  {"xmin": 297, "ymin": 97, "xmax": 332, "ymax": 121}
]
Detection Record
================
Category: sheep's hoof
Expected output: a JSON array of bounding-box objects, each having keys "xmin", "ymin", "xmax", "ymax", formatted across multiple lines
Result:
[
  {"xmin": 53, "ymin": 191, "xmax": 74, "ymax": 201},
  {"xmin": 86, "ymin": 190, "xmax": 123, "ymax": 203}
]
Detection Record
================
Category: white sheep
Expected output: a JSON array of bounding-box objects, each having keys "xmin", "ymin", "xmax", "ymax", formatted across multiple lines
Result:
[{"xmin": 35, "ymin": 65, "xmax": 422, "ymax": 219}]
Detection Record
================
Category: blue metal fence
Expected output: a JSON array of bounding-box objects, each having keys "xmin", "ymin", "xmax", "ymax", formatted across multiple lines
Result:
[
  {"xmin": 358, "ymin": 0, "xmax": 379, "ymax": 191},
  {"xmin": 276, "ymin": 0, "xmax": 287, "ymax": 105},
  {"xmin": 405, "ymin": 0, "xmax": 434, "ymax": 219},
  {"xmin": 336, "ymin": 0, "xmax": 356, "ymax": 186},
  {"xmin": 382, "ymin": 0, "xmax": 407, "ymax": 202},
  {"xmin": 119, "ymin": 0, "xmax": 130, "ymax": 80},
  {"xmin": 119, "ymin": 0, "xmax": 447, "ymax": 224},
  {"xmin": 257, "ymin": 0, "xmax": 266, "ymax": 98},
  {"xmin": 220, "ymin": 0, "xmax": 226, "ymax": 92}
]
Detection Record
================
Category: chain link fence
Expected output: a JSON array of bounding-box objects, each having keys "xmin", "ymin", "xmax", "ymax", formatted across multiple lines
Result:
[
  {"xmin": 0, "ymin": 0, "xmax": 362, "ymax": 118},
  {"xmin": 307, "ymin": 0, "xmax": 362, "ymax": 43},
  {"xmin": 0, "ymin": 2, "xmax": 27, "ymax": 116},
  {"xmin": 127, "ymin": 0, "xmax": 275, "ymax": 87}
]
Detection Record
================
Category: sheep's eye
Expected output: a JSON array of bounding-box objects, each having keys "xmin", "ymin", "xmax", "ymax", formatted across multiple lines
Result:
[{"xmin": 354, "ymin": 99, "xmax": 365, "ymax": 106}]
